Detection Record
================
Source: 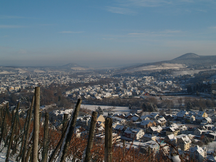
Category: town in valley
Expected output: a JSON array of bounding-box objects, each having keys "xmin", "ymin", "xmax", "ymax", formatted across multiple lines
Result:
[{"xmin": 2, "ymin": 53, "xmax": 216, "ymax": 161}]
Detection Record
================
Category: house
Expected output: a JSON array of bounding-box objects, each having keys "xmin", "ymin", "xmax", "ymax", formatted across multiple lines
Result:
[
  {"xmin": 165, "ymin": 134, "xmax": 177, "ymax": 146},
  {"xmin": 148, "ymin": 125, "xmax": 163, "ymax": 134},
  {"xmin": 206, "ymin": 132, "xmax": 216, "ymax": 141},
  {"xmin": 166, "ymin": 123, "xmax": 180, "ymax": 136},
  {"xmin": 112, "ymin": 121, "xmax": 120, "ymax": 129},
  {"xmin": 114, "ymin": 124, "xmax": 126, "ymax": 134},
  {"xmin": 190, "ymin": 115, "xmax": 196, "ymax": 123},
  {"xmin": 156, "ymin": 117, "xmax": 167, "ymax": 126},
  {"xmin": 95, "ymin": 133, "xmax": 121, "ymax": 144},
  {"xmin": 112, "ymin": 133, "xmax": 121, "ymax": 143},
  {"xmin": 111, "ymin": 116, "xmax": 126, "ymax": 124},
  {"xmin": 140, "ymin": 115, "xmax": 150, "ymax": 121},
  {"xmin": 190, "ymin": 145, "xmax": 207, "ymax": 162},
  {"xmin": 131, "ymin": 114, "xmax": 140, "ymax": 122},
  {"xmin": 197, "ymin": 111, "xmax": 208, "ymax": 118},
  {"xmin": 179, "ymin": 125, "xmax": 188, "ymax": 134},
  {"xmin": 139, "ymin": 140, "xmax": 160, "ymax": 154},
  {"xmin": 164, "ymin": 114, "xmax": 174, "ymax": 121},
  {"xmin": 205, "ymin": 124, "xmax": 214, "ymax": 130},
  {"xmin": 176, "ymin": 110, "xmax": 188, "ymax": 119},
  {"xmin": 196, "ymin": 116, "xmax": 204, "ymax": 123},
  {"xmin": 184, "ymin": 114, "xmax": 195, "ymax": 123},
  {"xmin": 74, "ymin": 126, "xmax": 83, "ymax": 138},
  {"xmin": 96, "ymin": 125, "xmax": 105, "ymax": 134},
  {"xmin": 149, "ymin": 113, "xmax": 159, "ymax": 120},
  {"xmin": 142, "ymin": 134, "xmax": 156, "ymax": 142},
  {"xmin": 176, "ymin": 134, "xmax": 191, "ymax": 151},
  {"xmin": 194, "ymin": 128, "xmax": 209, "ymax": 136},
  {"xmin": 201, "ymin": 117, "xmax": 212, "ymax": 125},
  {"xmin": 194, "ymin": 128, "xmax": 203, "ymax": 136},
  {"xmin": 125, "ymin": 113, "xmax": 133, "ymax": 120},
  {"xmin": 97, "ymin": 115, "xmax": 105, "ymax": 128},
  {"xmin": 140, "ymin": 120, "xmax": 156, "ymax": 129},
  {"xmin": 123, "ymin": 127, "xmax": 144, "ymax": 140}
]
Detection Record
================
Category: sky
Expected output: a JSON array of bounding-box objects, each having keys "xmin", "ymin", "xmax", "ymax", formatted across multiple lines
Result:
[{"xmin": 1, "ymin": 0, "xmax": 216, "ymax": 67}]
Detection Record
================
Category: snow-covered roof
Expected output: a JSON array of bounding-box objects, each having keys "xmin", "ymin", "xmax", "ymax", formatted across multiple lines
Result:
[
  {"xmin": 124, "ymin": 127, "xmax": 142, "ymax": 134},
  {"xmin": 167, "ymin": 134, "xmax": 177, "ymax": 141},
  {"xmin": 131, "ymin": 116, "xmax": 140, "ymax": 122},
  {"xmin": 167, "ymin": 123, "xmax": 179, "ymax": 132},
  {"xmin": 170, "ymin": 123, "xmax": 179, "ymax": 128},
  {"xmin": 149, "ymin": 113, "xmax": 159, "ymax": 119},
  {"xmin": 140, "ymin": 115, "xmax": 150, "ymax": 120},
  {"xmin": 143, "ymin": 134, "xmax": 155, "ymax": 138},
  {"xmin": 114, "ymin": 124, "xmax": 125, "ymax": 131},
  {"xmin": 203, "ymin": 117, "xmax": 212, "ymax": 123},
  {"xmin": 190, "ymin": 145, "xmax": 206, "ymax": 154},
  {"xmin": 157, "ymin": 117, "xmax": 167, "ymax": 123},
  {"xmin": 177, "ymin": 134, "xmax": 191, "ymax": 144},
  {"xmin": 140, "ymin": 140, "xmax": 159, "ymax": 149},
  {"xmin": 150, "ymin": 125, "xmax": 163, "ymax": 132},
  {"xmin": 176, "ymin": 110, "xmax": 188, "ymax": 118},
  {"xmin": 140, "ymin": 120, "xmax": 154, "ymax": 126},
  {"xmin": 179, "ymin": 125, "xmax": 188, "ymax": 131}
]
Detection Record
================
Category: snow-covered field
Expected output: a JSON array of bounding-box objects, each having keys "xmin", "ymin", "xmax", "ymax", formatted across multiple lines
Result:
[
  {"xmin": 81, "ymin": 104, "xmax": 131, "ymax": 116},
  {"xmin": 126, "ymin": 63, "xmax": 186, "ymax": 72}
]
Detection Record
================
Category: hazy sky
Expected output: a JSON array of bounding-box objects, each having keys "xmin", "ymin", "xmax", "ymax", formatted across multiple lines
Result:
[{"xmin": 1, "ymin": 0, "xmax": 216, "ymax": 67}]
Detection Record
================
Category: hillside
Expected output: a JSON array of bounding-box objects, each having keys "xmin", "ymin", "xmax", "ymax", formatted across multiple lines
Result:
[{"xmin": 118, "ymin": 53, "xmax": 216, "ymax": 73}]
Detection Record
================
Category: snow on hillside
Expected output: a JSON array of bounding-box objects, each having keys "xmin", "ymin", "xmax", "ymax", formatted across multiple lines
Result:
[
  {"xmin": 34, "ymin": 69, "xmax": 45, "ymax": 73},
  {"xmin": 127, "ymin": 63, "xmax": 186, "ymax": 72},
  {"xmin": 172, "ymin": 68, "xmax": 216, "ymax": 76},
  {"xmin": 0, "ymin": 71, "xmax": 14, "ymax": 74}
]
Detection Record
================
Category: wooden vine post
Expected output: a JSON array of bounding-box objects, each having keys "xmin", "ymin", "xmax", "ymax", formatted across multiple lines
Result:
[
  {"xmin": 62, "ymin": 113, "xmax": 69, "ymax": 134},
  {"xmin": 0, "ymin": 102, "xmax": 9, "ymax": 145},
  {"xmin": 42, "ymin": 112, "xmax": 49, "ymax": 162},
  {"xmin": 6, "ymin": 102, "xmax": 20, "ymax": 162},
  {"xmin": 32, "ymin": 87, "xmax": 40, "ymax": 162},
  {"xmin": 105, "ymin": 117, "xmax": 113, "ymax": 162},
  {"xmin": 59, "ymin": 99, "xmax": 82, "ymax": 162},
  {"xmin": 21, "ymin": 96, "xmax": 35, "ymax": 162},
  {"xmin": 84, "ymin": 111, "xmax": 98, "ymax": 162}
]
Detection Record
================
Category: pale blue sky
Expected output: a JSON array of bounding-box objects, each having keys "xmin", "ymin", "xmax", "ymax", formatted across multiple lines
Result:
[{"xmin": 1, "ymin": 0, "xmax": 216, "ymax": 67}]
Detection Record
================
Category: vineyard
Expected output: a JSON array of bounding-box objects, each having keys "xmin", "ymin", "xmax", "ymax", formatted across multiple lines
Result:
[{"xmin": 0, "ymin": 87, "xmax": 194, "ymax": 162}]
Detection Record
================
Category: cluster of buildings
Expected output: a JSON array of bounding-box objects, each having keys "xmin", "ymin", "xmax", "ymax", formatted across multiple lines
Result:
[
  {"xmin": 110, "ymin": 109, "xmax": 216, "ymax": 162},
  {"xmin": 44, "ymin": 104, "xmax": 216, "ymax": 162},
  {"xmin": 0, "ymin": 72, "xmax": 102, "ymax": 94},
  {"xmin": 0, "ymin": 69, "xmax": 185, "ymax": 100},
  {"xmin": 65, "ymin": 76, "xmax": 183, "ymax": 99}
]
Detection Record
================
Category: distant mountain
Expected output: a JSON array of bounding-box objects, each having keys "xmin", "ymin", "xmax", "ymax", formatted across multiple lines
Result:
[
  {"xmin": 169, "ymin": 53, "xmax": 216, "ymax": 67},
  {"xmin": 172, "ymin": 53, "xmax": 200, "ymax": 60},
  {"xmin": 118, "ymin": 53, "xmax": 216, "ymax": 73}
]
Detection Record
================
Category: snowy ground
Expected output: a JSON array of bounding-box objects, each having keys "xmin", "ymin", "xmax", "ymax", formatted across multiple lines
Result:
[
  {"xmin": 205, "ymin": 141, "xmax": 216, "ymax": 153},
  {"xmin": 125, "ymin": 63, "xmax": 186, "ymax": 73},
  {"xmin": 81, "ymin": 104, "xmax": 131, "ymax": 116},
  {"xmin": 0, "ymin": 145, "xmax": 13, "ymax": 162}
]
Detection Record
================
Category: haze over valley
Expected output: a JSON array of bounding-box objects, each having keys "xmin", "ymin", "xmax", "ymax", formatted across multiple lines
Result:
[{"xmin": 1, "ymin": 1, "xmax": 216, "ymax": 161}]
